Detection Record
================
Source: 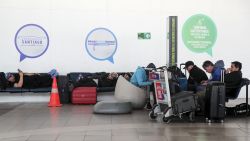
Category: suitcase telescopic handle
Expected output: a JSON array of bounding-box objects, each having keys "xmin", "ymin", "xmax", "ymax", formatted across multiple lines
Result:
[{"xmin": 221, "ymin": 69, "xmax": 225, "ymax": 82}]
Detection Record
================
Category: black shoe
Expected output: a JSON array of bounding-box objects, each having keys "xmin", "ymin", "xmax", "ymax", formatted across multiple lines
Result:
[{"xmin": 144, "ymin": 102, "xmax": 152, "ymax": 110}]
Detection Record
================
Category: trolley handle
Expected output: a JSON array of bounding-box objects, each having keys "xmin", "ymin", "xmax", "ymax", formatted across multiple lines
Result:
[
  {"xmin": 155, "ymin": 66, "xmax": 167, "ymax": 71},
  {"xmin": 148, "ymin": 66, "xmax": 166, "ymax": 72},
  {"xmin": 179, "ymin": 63, "xmax": 187, "ymax": 76}
]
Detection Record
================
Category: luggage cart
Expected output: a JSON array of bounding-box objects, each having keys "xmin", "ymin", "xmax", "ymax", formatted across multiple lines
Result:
[{"xmin": 148, "ymin": 67, "xmax": 196, "ymax": 123}]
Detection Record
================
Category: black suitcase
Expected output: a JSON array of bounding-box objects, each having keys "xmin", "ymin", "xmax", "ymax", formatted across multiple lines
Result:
[
  {"xmin": 205, "ymin": 82, "xmax": 226, "ymax": 122},
  {"xmin": 171, "ymin": 91, "xmax": 197, "ymax": 115},
  {"xmin": 57, "ymin": 75, "xmax": 70, "ymax": 104},
  {"xmin": 0, "ymin": 72, "xmax": 7, "ymax": 89}
]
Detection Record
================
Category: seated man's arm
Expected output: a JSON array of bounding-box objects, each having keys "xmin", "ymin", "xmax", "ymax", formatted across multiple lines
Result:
[{"xmin": 14, "ymin": 72, "xmax": 24, "ymax": 88}]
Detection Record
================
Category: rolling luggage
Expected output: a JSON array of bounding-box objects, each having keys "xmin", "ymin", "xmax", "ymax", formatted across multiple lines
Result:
[
  {"xmin": 149, "ymin": 69, "xmax": 196, "ymax": 123},
  {"xmin": 0, "ymin": 72, "xmax": 7, "ymax": 89},
  {"xmin": 71, "ymin": 87, "xmax": 97, "ymax": 104},
  {"xmin": 205, "ymin": 82, "xmax": 226, "ymax": 122},
  {"xmin": 57, "ymin": 75, "xmax": 70, "ymax": 104},
  {"xmin": 171, "ymin": 91, "xmax": 197, "ymax": 115}
]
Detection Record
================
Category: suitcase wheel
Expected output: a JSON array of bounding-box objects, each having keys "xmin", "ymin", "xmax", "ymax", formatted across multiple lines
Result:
[
  {"xmin": 205, "ymin": 118, "xmax": 212, "ymax": 123},
  {"xmin": 205, "ymin": 118, "xmax": 209, "ymax": 123},
  {"xmin": 149, "ymin": 104, "xmax": 161, "ymax": 120},
  {"xmin": 163, "ymin": 115, "xmax": 174, "ymax": 123},
  {"xmin": 149, "ymin": 110, "xmax": 157, "ymax": 120},
  {"xmin": 189, "ymin": 112, "xmax": 195, "ymax": 122},
  {"xmin": 163, "ymin": 108, "xmax": 174, "ymax": 123},
  {"xmin": 205, "ymin": 118, "xmax": 224, "ymax": 123}
]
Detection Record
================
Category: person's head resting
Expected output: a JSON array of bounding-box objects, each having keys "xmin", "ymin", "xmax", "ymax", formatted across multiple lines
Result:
[
  {"xmin": 145, "ymin": 63, "xmax": 156, "ymax": 76},
  {"xmin": 146, "ymin": 63, "xmax": 156, "ymax": 69},
  {"xmin": 6, "ymin": 73, "xmax": 15, "ymax": 83},
  {"xmin": 123, "ymin": 73, "xmax": 132, "ymax": 80},
  {"xmin": 107, "ymin": 72, "xmax": 118, "ymax": 80},
  {"xmin": 231, "ymin": 61, "xmax": 242, "ymax": 72},
  {"xmin": 202, "ymin": 60, "xmax": 214, "ymax": 73},
  {"xmin": 184, "ymin": 61, "xmax": 194, "ymax": 72}
]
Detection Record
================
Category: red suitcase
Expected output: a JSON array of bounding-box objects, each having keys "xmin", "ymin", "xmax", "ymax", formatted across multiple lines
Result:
[{"xmin": 71, "ymin": 87, "xmax": 97, "ymax": 104}]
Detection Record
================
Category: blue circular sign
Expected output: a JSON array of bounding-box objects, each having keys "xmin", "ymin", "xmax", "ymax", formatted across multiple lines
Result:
[
  {"xmin": 15, "ymin": 24, "xmax": 49, "ymax": 61},
  {"xmin": 85, "ymin": 28, "xmax": 117, "ymax": 63}
]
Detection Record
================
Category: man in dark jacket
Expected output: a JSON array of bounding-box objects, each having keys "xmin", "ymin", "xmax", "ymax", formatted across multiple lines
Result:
[
  {"xmin": 184, "ymin": 61, "xmax": 208, "ymax": 92},
  {"xmin": 184, "ymin": 61, "xmax": 208, "ymax": 114},
  {"xmin": 225, "ymin": 61, "xmax": 242, "ymax": 97}
]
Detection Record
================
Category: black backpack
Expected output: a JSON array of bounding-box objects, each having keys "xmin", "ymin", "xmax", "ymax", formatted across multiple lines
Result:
[
  {"xmin": 73, "ymin": 77, "xmax": 97, "ymax": 88},
  {"xmin": 167, "ymin": 66, "xmax": 186, "ymax": 81}
]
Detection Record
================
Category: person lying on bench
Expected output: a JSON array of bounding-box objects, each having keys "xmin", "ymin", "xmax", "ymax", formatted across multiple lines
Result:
[
  {"xmin": 225, "ymin": 61, "xmax": 242, "ymax": 97},
  {"xmin": 98, "ymin": 72, "xmax": 119, "ymax": 87},
  {"xmin": 6, "ymin": 69, "xmax": 57, "ymax": 89}
]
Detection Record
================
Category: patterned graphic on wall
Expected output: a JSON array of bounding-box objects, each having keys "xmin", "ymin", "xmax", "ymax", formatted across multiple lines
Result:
[
  {"xmin": 182, "ymin": 14, "xmax": 217, "ymax": 56},
  {"xmin": 85, "ymin": 28, "xmax": 117, "ymax": 64},
  {"xmin": 15, "ymin": 24, "xmax": 49, "ymax": 61}
]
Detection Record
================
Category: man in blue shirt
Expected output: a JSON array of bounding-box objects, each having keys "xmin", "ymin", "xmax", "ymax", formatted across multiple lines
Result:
[
  {"xmin": 130, "ymin": 63, "xmax": 156, "ymax": 110},
  {"xmin": 202, "ymin": 60, "xmax": 224, "ymax": 83}
]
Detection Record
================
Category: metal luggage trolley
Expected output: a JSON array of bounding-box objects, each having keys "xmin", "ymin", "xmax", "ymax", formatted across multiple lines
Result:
[{"xmin": 148, "ymin": 67, "xmax": 195, "ymax": 123}]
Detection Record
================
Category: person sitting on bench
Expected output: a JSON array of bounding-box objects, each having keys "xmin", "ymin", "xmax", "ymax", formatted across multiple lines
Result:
[
  {"xmin": 197, "ymin": 61, "xmax": 242, "ymax": 114},
  {"xmin": 225, "ymin": 61, "xmax": 243, "ymax": 97},
  {"xmin": 6, "ymin": 69, "xmax": 57, "ymax": 89},
  {"xmin": 202, "ymin": 60, "xmax": 225, "ymax": 83},
  {"xmin": 184, "ymin": 61, "xmax": 208, "ymax": 92}
]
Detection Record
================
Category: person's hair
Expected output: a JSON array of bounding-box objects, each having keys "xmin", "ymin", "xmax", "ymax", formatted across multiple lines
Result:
[
  {"xmin": 232, "ymin": 61, "xmax": 242, "ymax": 71},
  {"xmin": 124, "ymin": 73, "xmax": 132, "ymax": 78},
  {"xmin": 145, "ymin": 63, "xmax": 156, "ymax": 76},
  {"xmin": 146, "ymin": 63, "xmax": 156, "ymax": 69},
  {"xmin": 202, "ymin": 60, "xmax": 214, "ymax": 69}
]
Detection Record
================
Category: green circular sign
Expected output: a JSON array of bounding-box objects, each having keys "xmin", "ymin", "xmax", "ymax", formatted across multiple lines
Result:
[{"xmin": 182, "ymin": 14, "xmax": 217, "ymax": 56}]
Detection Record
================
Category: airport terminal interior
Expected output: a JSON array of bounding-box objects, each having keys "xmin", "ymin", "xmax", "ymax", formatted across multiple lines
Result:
[{"xmin": 1, "ymin": 0, "xmax": 250, "ymax": 141}]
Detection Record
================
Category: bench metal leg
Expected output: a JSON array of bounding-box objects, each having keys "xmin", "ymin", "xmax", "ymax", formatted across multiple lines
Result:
[{"xmin": 246, "ymin": 84, "xmax": 249, "ymax": 116}]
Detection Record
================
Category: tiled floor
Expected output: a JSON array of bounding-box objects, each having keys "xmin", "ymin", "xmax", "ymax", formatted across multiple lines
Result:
[{"xmin": 0, "ymin": 99, "xmax": 249, "ymax": 141}]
